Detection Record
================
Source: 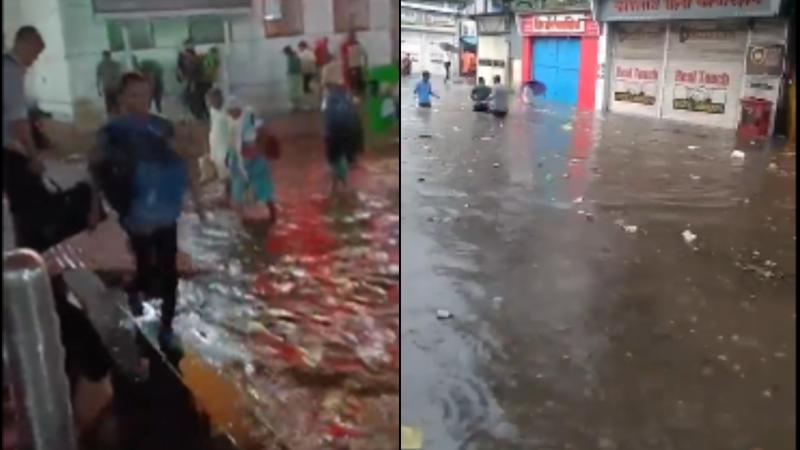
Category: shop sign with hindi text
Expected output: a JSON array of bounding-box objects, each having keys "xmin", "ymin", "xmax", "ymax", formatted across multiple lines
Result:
[{"xmin": 597, "ymin": 0, "xmax": 781, "ymax": 22}]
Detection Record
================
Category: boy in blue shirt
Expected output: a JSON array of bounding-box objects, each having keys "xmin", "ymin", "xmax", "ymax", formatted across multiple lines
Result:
[
  {"xmin": 414, "ymin": 71, "xmax": 439, "ymax": 108},
  {"xmin": 89, "ymin": 72, "xmax": 206, "ymax": 348}
]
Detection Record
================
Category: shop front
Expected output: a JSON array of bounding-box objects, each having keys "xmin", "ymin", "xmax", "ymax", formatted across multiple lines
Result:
[
  {"xmin": 517, "ymin": 13, "xmax": 601, "ymax": 109},
  {"xmin": 401, "ymin": 5, "xmax": 459, "ymax": 77},
  {"xmin": 597, "ymin": 0, "xmax": 787, "ymax": 132}
]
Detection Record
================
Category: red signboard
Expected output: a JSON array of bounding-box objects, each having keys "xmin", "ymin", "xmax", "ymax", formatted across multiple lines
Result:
[{"xmin": 518, "ymin": 14, "xmax": 600, "ymax": 37}]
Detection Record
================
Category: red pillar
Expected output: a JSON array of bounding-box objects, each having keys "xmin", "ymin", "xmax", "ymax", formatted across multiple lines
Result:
[
  {"xmin": 577, "ymin": 36, "xmax": 598, "ymax": 110},
  {"xmin": 522, "ymin": 37, "xmax": 532, "ymax": 82}
]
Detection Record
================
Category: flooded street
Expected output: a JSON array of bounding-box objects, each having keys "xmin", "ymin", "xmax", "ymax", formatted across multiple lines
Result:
[
  {"xmin": 400, "ymin": 80, "xmax": 795, "ymax": 449},
  {"xmin": 170, "ymin": 125, "xmax": 400, "ymax": 449},
  {"xmin": 39, "ymin": 114, "xmax": 400, "ymax": 449}
]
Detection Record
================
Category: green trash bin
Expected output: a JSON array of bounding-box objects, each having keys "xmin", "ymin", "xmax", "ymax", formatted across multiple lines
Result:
[{"xmin": 365, "ymin": 64, "xmax": 399, "ymax": 138}]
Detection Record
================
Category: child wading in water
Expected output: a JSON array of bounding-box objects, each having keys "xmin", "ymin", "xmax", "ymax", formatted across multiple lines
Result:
[
  {"xmin": 226, "ymin": 98, "xmax": 278, "ymax": 222},
  {"xmin": 413, "ymin": 71, "xmax": 438, "ymax": 108},
  {"xmin": 321, "ymin": 58, "xmax": 362, "ymax": 194}
]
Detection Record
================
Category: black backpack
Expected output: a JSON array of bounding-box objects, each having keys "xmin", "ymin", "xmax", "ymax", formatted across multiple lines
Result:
[{"xmin": 90, "ymin": 126, "xmax": 136, "ymax": 218}]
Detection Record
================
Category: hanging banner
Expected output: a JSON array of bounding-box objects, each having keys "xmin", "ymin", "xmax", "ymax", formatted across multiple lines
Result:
[{"xmin": 597, "ymin": 0, "xmax": 781, "ymax": 22}]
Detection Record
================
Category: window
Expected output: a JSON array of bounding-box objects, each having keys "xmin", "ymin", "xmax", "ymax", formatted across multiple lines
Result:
[
  {"xmin": 189, "ymin": 18, "xmax": 225, "ymax": 44},
  {"xmin": 334, "ymin": 0, "xmax": 369, "ymax": 33},
  {"xmin": 264, "ymin": 0, "xmax": 282, "ymax": 20},
  {"xmin": 127, "ymin": 22, "xmax": 155, "ymax": 50},
  {"xmin": 263, "ymin": 0, "xmax": 303, "ymax": 38},
  {"xmin": 106, "ymin": 23, "xmax": 125, "ymax": 52}
]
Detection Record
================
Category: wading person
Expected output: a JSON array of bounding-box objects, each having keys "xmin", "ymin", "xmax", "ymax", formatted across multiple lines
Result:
[
  {"xmin": 283, "ymin": 46, "xmax": 302, "ymax": 111},
  {"xmin": 321, "ymin": 63, "xmax": 361, "ymax": 194},
  {"xmin": 5, "ymin": 26, "xmax": 115, "ymax": 440},
  {"xmin": 207, "ymin": 88, "xmax": 229, "ymax": 184},
  {"xmin": 89, "ymin": 72, "xmax": 207, "ymax": 348},
  {"xmin": 414, "ymin": 71, "xmax": 438, "ymax": 108},
  {"xmin": 341, "ymin": 31, "xmax": 368, "ymax": 98},
  {"xmin": 225, "ymin": 98, "xmax": 278, "ymax": 222},
  {"xmin": 137, "ymin": 57, "xmax": 165, "ymax": 114},
  {"xmin": 298, "ymin": 41, "xmax": 317, "ymax": 109},
  {"xmin": 487, "ymin": 75, "xmax": 509, "ymax": 118},
  {"xmin": 96, "ymin": 50, "xmax": 122, "ymax": 115},
  {"xmin": 471, "ymin": 76, "xmax": 491, "ymax": 112}
]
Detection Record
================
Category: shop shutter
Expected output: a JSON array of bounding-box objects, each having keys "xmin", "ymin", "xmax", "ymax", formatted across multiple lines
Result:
[
  {"xmin": 662, "ymin": 20, "xmax": 748, "ymax": 129},
  {"xmin": 609, "ymin": 23, "xmax": 666, "ymax": 118},
  {"xmin": 401, "ymin": 31, "xmax": 423, "ymax": 71}
]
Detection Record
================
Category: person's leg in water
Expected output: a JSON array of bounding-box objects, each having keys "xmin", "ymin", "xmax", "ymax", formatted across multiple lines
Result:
[
  {"xmin": 248, "ymin": 156, "xmax": 278, "ymax": 223},
  {"xmin": 326, "ymin": 135, "xmax": 348, "ymax": 195},
  {"xmin": 152, "ymin": 82, "xmax": 164, "ymax": 114},
  {"xmin": 346, "ymin": 117, "xmax": 365, "ymax": 167},
  {"xmin": 51, "ymin": 275, "xmax": 116, "ymax": 438},
  {"xmin": 152, "ymin": 223, "xmax": 179, "ymax": 346},
  {"xmin": 125, "ymin": 230, "xmax": 153, "ymax": 317},
  {"xmin": 491, "ymin": 110, "xmax": 508, "ymax": 119},
  {"xmin": 229, "ymin": 153, "xmax": 249, "ymax": 213}
]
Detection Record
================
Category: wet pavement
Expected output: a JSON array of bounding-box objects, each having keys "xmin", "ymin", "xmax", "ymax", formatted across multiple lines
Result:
[
  {"xmin": 165, "ymin": 124, "xmax": 399, "ymax": 450},
  {"xmin": 34, "ymin": 113, "xmax": 400, "ymax": 450},
  {"xmin": 400, "ymin": 79, "xmax": 795, "ymax": 449}
]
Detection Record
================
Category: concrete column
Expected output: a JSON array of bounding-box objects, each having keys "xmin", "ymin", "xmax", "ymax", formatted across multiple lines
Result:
[
  {"xmin": 223, "ymin": 20, "xmax": 232, "ymax": 97},
  {"xmin": 121, "ymin": 22, "xmax": 134, "ymax": 71}
]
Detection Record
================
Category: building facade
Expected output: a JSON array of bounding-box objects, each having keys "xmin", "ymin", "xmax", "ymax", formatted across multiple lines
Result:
[
  {"xmin": 516, "ymin": 12, "xmax": 603, "ymax": 109},
  {"xmin": 596, "ymin": 0, "xmax": 789, "ymax": 131},
  {"xmin": 3, "ymin": 0, "xmax": 396, "ymax": 121},
  {"xmin": 400, "ymin": 1, "xmax": 460, "ymax": 77}
]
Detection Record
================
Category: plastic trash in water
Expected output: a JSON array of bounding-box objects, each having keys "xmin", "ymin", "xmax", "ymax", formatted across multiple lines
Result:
[
  {"xmin": 623, "ymin": 225, "xmax": 638, "ymax": 234},
  {"xmin": 436, "ymin": 309, "xmax": 453, "ymax": 320},
  {"xmin": 562, "ymin": 123, "xmax": 573, "ymax": 131},
  {"xmin": 401, "ymin": 426, "xmax": 424, "ymax": 449},
  {"xmin": 682, "ymin": 229, "xmax": 697, "ymax": 245},
  {"xmin": 731, "ymin": 150, "xmax": 746, "ymax": 160}
]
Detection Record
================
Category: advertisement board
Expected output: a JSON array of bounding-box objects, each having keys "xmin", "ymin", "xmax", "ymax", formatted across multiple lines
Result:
[{"xmin": 597, "ymin": 0, "xmax": 781, "ymax": 22}]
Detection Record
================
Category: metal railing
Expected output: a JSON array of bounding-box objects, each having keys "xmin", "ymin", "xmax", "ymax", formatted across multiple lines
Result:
[{"xmin": 3, "ymin": 249, "xmax": 78, "ymax": 450}]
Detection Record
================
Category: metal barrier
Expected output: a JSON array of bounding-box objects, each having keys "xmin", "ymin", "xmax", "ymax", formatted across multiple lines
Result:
[{"xmin": 3, "ymin": 249, "xmax": 78, "ymax": 450}]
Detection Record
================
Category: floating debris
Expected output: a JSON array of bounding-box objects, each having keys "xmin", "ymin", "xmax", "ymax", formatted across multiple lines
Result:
[
  {"xmin": 623, "ymin": 225, "xmax": 638, "ymax": 234},
  {"xmin": 401, "ymin": 426, "xmax": 424, "ymax": 449},
  {"xmin": 436, "ymin": 309, "xmax": 453, "ymax": 320}
]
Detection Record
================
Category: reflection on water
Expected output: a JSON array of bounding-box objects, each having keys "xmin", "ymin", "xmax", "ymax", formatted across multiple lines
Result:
[
  {"xmin": 401, "ymin": 81, "xmax": 795, "ymax": 449},
  {"xmin": 172, "ymin": 154, "xmax": 399, "ymax": 449}
]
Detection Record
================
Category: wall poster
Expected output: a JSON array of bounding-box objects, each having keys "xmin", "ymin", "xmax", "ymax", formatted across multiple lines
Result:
[
  {"xmin": 671, "ymin": 68, "xmax": 731, "ymax": 114},
  {"xmin": 613, "ymin": 65, "xmax": 659, "ymax": 105}
]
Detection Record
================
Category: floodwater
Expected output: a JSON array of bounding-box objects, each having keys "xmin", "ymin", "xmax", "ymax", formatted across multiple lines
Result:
[
  {"xmin": 400, "ymin": 79, "xmax": 795, "ymax": 450},
  {"xmin": 165, "ymin": 133, "xmax": 400, "ymax": 449}
]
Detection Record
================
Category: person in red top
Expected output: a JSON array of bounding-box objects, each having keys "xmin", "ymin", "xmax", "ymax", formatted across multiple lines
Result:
[
  {"xmin": 339, "ymin": 31, "xmax": 367, "ymax": 96},
  {"xmin": 314, "ymin": 37, "xmax": 331, "ymax": 69}
]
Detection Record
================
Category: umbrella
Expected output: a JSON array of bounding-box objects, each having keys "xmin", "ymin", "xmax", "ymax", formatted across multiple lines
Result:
[{"xmin": 438, "ymin": 42, "xmax": 458, "ymax": 53}]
